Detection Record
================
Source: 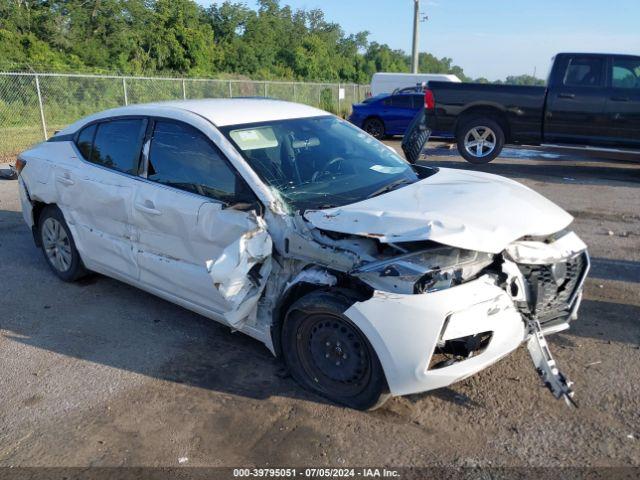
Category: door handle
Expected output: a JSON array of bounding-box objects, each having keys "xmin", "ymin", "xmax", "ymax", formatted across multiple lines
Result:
[
  {"xmin": 610, "ymin": 96, "xmax": 630, "ymax": 102},
  {"xmin": 558, "ymin": 93, "xmax": 575, "ymax": 99},
  {"xmin": 56, "ymin": 175, "xmax": 74, "ymax": 186},
  {"xmin": 135, "ymin": 201, "xmax": 161, "ymax": 215}
]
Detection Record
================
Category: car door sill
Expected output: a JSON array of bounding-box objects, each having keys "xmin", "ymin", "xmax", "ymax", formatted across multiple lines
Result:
[{"xmin": 88, "ymin": 262, "xmax": 233, "ymax": 327}]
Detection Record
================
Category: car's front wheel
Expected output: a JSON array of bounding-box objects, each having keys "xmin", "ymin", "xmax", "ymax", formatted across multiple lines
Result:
[
  {"xmin": 362, "ymin": 117, "xmax": 385, "ymax": 139},
  {"xmin": 38, "ymin": 205, "xmax": 87, "ymax": 282},
  {"xmin": 456, "ymin": 117, "xmax": 505, "ymax": 164},
  {"xmin": 282, "ymin": 289, "xmax": 390, "ymax": 410}
]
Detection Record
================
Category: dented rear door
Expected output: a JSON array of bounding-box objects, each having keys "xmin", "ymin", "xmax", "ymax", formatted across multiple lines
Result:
[{"xmin": 58, "ymin": 118, "xmax": 147, "ymax": 280}]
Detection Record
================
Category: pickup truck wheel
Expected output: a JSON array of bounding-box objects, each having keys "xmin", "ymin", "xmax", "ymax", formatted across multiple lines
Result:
[
  {"xmin": 282, "ymin": 289, "xmax": 389, "ymax": 410},
  {"xmin": 457, "ymin": 117, "xmax": 505, "ymax": 164},
  {"xmin": 363, "ymin": 117, "xmax": 385, "ymax": 139}
]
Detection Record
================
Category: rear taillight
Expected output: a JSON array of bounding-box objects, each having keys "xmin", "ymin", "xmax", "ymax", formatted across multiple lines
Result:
[
  {"xmin": 15, "ymin": 157, "xmax": 27, "ymax": 174},
  {"xmin": 424, "ymin": 89, "xmax": 435, "ymax": 110}
]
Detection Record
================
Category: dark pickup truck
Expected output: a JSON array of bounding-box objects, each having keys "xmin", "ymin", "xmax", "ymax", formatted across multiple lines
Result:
[{"xmin": 424, "ymin": 53, "xmax": 640, "ymax": 163}]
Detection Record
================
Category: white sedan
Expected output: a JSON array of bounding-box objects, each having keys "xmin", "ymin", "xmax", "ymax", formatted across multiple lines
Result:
[{"xmin": 16, "ymin": 99, "xmax": 589, "ymax": 410}]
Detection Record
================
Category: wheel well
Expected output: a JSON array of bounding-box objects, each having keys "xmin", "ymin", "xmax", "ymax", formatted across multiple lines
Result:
[
  {"xmin": 363, "ymin": 115, "xmax": 384, "ymax": 126},
  {"xmin": 455, "ymin": 107, "xmax": 510, "ymax": 142},
  {"xmin": 270, "ymin": 272, "xmax": 373, "ymax": 358},
  {"xmin": 30, "ymin": 200, "xmax": 50, "ymax": 247}
]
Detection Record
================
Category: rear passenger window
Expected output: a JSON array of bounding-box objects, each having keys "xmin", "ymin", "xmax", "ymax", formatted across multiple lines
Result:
[
  {"xmin": 90, "ymin": 119, "xmax": 146, "ymax": 174},
  {"xmin": 612, "ymin": 58, "xmax": 640, "ymax": 90},
  {"xmin": 147, "ymin": 121, "xmax": 239, "ymax": 203},
  {"xmin": 391, "ymin": 95, "xmax": 413, "ymax": 108},
  {"xmin": 76, "ymin": 124, "xmax": 96, "ymax": 160},
  {"xmin": 563, "ymin": 57, "xmax": 604, "ymax": 87}
]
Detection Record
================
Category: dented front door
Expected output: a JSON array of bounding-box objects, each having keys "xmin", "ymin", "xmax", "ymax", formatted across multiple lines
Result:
[
  {"xmin": 131, "ymin": 118, "xmax": 272, "ymax": 323},
  {"xmin": 132, "ymin": 181, "xmax": 238, "ymax": 314}
]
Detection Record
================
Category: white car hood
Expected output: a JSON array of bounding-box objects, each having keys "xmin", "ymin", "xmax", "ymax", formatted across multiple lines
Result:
[{"xmin": 303, "ymin": 168, "xmax": 573, "ymax": 254}]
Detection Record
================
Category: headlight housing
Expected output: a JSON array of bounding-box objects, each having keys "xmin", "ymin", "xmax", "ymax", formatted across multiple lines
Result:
[{"xmin": 353, "ymin": 247, "xmax": 495, "ymax": 295}]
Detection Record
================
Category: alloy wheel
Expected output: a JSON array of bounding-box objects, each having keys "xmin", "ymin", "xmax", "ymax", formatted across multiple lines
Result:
[
  {"xmin": 464, "ymin": 126, "xmax": 497, "ymax": 158},
  {"xmin": 41, "ymin": 217, "xmax": 72, "ymax": 272}
]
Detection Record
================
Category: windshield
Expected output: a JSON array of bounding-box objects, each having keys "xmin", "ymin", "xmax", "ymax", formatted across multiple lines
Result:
[{"xmin": 221, "ymin": 116, "xmax": 421, "ymax": 210}]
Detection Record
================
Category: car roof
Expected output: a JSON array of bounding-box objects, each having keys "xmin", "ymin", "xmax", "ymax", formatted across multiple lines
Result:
[
  {"xmin": 65, "ymin": 98, "xmax": 330, "ymax": 132},
  {"xmin": 153, "ymin": 98, "xmax": 329, "ymax": 126},
  {"xmin": 555, "ymin": 52, "xmax": 640, "ymax": 59}
]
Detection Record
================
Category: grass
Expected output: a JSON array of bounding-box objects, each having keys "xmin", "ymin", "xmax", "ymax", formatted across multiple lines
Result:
[{"xmin": 0, "ymin": 124, "xmax": 67, "ymax": 161}]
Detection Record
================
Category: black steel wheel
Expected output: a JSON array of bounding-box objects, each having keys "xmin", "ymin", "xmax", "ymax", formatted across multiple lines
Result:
[{"xmin": 282, "ymin": 289, "xmax": 389, "ymax": 410}]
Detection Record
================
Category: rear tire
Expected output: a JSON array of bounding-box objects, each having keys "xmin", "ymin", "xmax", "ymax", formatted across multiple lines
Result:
[
  {"xmin": 363, "ymin": 117, "xmax": 385, "ymax": 139},
  {"xmin": 456, "ymin": 117, "xmax": 505, "ymax": 164},
  {"xmin": 282, "ymin": 289, "xmax": 389, "ymax": 410},
  {"xmin": 38, "ymin": 205, "xmax": 87, "ymax": 282}
]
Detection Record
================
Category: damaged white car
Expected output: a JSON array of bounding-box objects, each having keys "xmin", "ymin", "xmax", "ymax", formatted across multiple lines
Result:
[{"xmin": 16, "ymin": 99, "xmax": 589, "ymax": 410}]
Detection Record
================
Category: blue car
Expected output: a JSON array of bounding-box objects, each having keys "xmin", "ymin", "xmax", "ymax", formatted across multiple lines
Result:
[
  {"xmin": 349, "ymin": 92, "xmax": 426, "ymax": 139},
  {"xmin": 349, "ymin": 91, "xmax": 452, "ymax": 140}
]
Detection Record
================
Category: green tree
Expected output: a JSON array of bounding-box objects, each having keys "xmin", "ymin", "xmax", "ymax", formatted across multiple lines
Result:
[{"xmin": 0, "ymin": 0, "xmax": 474, "ymax": 83}]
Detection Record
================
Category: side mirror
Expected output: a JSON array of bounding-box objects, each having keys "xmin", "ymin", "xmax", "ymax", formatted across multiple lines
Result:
[{"xmin": 226, "ymin": 177, "xmax": 263, "ymax": 215}]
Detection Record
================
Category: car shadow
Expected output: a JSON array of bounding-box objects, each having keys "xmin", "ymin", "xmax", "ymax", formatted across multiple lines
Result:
[
  {"xmin": 566, "ymin": 299, "xmax": 640, "ymax": 346},
  {"xmin": 1, "ymin": 208, "xmax": 639, "ymax": 411}
]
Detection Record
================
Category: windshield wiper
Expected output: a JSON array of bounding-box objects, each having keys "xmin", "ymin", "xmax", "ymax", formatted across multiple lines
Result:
[{"xmin": 366, "ymin": 178, "xmax": 415, "ymax": 199}]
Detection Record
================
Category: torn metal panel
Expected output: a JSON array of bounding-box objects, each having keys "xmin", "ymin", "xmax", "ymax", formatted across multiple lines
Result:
[
  {"xmin": 303, "ymin": 168, "xmax": 573, "ymax": 254},
  {"xmin": 206, "ymin": 215, "xmax": 273, "ymax": 327},
  {"xmin": 501, "ymin": 258, "xmax": 529, "ymax": 303},
  {"xmin": 285, "ymin": 267, "xmax": 337, "ymax": 290},
  {"xmin": 527, "ymin": 318, "xmax": 577, "ymax": 407},
  {"xmin": 505, "ymin": 231, "xmax": 587, "ymax": 265},
  {"xmin": 281, "ymin": 214, "xmax": 370, "ymax": 271}
]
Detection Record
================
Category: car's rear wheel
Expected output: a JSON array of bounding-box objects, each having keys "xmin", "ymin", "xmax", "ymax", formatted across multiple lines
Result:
[
  {"xmin": 282, "ymin": 289, "xmax": 390, "ymax": 410},
  {"xmin": 363, "ymin": 117, "xmax": 385, "ymax": 139},
  {"xmin": 456, "ymin": 117, "xmax": 505, "ymax": 164},
  {"xmin": 38, "ymin": 205, "xmax": 87, "ymax": 282}
]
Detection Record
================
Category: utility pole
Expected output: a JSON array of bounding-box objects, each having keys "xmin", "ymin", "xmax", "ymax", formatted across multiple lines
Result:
[{"xmin": 411, "ymin": 0, "xmax": 420, "ymax": 74}]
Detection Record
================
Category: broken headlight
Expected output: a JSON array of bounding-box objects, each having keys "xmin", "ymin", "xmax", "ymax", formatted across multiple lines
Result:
[{"xmin": 353, "ymin": 247, "xmax": 495, "ymax": 295}]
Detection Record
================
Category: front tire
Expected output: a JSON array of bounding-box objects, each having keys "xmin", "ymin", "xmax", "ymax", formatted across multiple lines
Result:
[
  {"xmin": 38, "ymin": 205, "xmax": 87, "ymax": 282},
  {"xmin": 362, "ymin": 117, "xmax": 385, "ymax": 139},
  {"xmin": 456, "ymin": 117, "xmax": 505, "ymax": 164},
  {"xmin": 282, "ymin": 290, "xmax": 389, "ymax": 410}
]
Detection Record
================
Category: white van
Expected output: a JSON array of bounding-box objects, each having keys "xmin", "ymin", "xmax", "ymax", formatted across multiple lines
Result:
[{"xmin": 370, "ymin": 72, "xmax": 461, "ymax": 96}]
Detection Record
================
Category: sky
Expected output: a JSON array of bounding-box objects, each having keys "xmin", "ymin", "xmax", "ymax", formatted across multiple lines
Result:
[{"xmin": 198, "ymin": 0, "xmax": 640, "ymax": 81}]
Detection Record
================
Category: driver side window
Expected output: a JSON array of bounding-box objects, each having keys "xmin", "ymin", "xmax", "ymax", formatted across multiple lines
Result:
[{"xmin": 147, "ymin": 121, "xmax": 245, "ymax": 204}]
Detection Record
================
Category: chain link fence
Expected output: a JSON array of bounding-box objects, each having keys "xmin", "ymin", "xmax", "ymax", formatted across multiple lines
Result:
[{"xmin": 0, "ymin": 72, "xmax": 370, "ymax": 161}]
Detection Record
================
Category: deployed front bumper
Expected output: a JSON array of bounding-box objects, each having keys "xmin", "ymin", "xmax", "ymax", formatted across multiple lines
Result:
[{"xmin": 344, "ymin": 276, "xmax": 526, "ymax": 396}]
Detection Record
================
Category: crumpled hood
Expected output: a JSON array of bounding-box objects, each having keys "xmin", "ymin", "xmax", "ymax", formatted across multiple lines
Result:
[{"xmin": 303, "ymin": 168, "xmax": 573, "ymax": 254}]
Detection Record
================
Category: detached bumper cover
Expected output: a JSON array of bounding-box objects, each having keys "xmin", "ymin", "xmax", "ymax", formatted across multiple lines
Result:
[{"xmin": 344, "ymin": 276, "xmax": 526, "ymax": 396}]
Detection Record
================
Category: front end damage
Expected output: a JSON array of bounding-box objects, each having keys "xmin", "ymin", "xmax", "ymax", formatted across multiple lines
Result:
[{"xmin": 223, "ymin": 200, "xmax": 588, "ymax": 405}]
